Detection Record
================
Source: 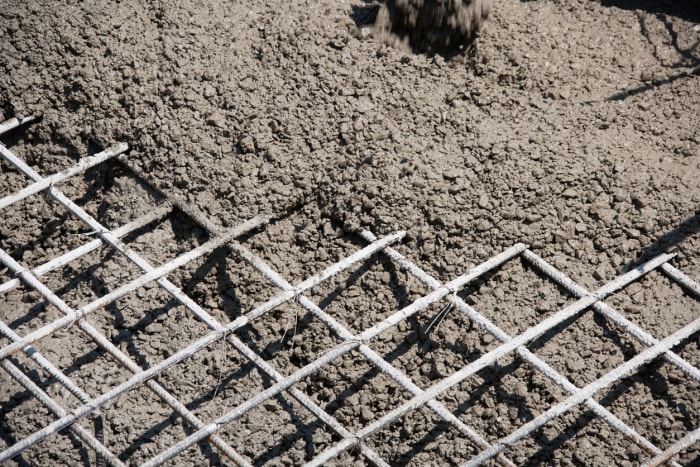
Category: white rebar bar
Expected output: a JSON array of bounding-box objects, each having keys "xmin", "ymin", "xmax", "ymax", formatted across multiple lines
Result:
[
  {"xmin": 0, "ymin": 114, "xmax": 39, "ymax": 136},
  {"xmin": 661, "ymin": 263, "xmax": 700, "ymax": 298},
  {"xmin": 1, "ymin": 358, "xmax": 125, "ymax": 467},
  {"xmin": 360, "ymin": 232, "xmax": 679, "ymax": 463},
  {"xmin": 641, "ymin": 425, "xmax": 700, "ymax": 467},
  {"xmin": 0, "ymin": 143, "xmax": 128, "ymax": 210},
  {"xmin": 0, "ymin": 203, "xmax": 172, "ymax": 295},
  {"xmin": 304, "ymin": 252, "xmax": 675, "ymax": 466},
  {"xmin": 523, "ymin": 250, "xmax": 700, "ymax": 383},
  {"xmin": 464, "ymin": 315, "xmax": 700, "ymax": 466}
]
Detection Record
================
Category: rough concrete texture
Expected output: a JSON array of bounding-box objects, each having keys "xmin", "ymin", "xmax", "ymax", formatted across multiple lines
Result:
[{"xmin": 1, "ymin": 0, "xmax": 699, "ymax": 465}]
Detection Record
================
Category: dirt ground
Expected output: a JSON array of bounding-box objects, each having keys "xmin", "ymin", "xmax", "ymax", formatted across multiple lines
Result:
[{"xmin": 0, "ymin": 0, "xmax": 699, "ymax": 465}]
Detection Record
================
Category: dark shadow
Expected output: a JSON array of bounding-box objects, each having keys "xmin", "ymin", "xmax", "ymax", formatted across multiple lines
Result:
[
  {"xmin": 118, "ymin": 358, "xmax": 260, "ymax": 462},
  {"xmin": 597, "ymin": 341, "xmax": 700, "ymax": 433},
  {"xmin": 606, "ymin": 66, "xmax": 700, "ymax": 101},
  {"xmin": 600, "ymin": 0, "xmax": 700, "ymax": 26},
  {"xmin": 350, "ymin": 2, "xmax": 382, "ymax": 28},
  {"xmin": 630, "ymin": 211, "xmax": 700, "ymax": 268}
]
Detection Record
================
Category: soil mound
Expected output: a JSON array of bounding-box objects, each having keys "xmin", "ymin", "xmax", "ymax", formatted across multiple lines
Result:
[{"xmin": 375, "ymin": 0, "xmax": 491, "ymax": 54}]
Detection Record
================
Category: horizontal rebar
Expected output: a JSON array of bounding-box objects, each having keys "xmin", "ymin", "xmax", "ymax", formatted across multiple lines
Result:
[
  {"xmin": 360, "ymin": 232, "xmax": 678, "ymax": 464},
  {"xmin": 1, "ymin": 358, "xmax": 124, "ymax": 467},
  {"xmin": 0, "ymin": 114, "xmax": 38, "ymax": 136},
  {"xmin": 305, "ymin": 251, "xmax": 674, "ymax": 466},
  {"xmin": 0, "ymin": 143, "xmax": 128, "ymax": 210},
  {"xmin": 465, "ymin": 314, "xmax": 700, "ymax": 465}
]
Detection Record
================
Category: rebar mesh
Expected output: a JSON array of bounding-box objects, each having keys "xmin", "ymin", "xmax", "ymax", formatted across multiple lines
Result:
[{"xmin": 1, "ymin": 119, "xmax": 698, "ymax": 466}]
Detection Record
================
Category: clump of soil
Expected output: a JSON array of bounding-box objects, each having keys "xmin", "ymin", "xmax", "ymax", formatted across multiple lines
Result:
[{"xmin": 375, "ymin": 0, "xmax": 490, "ymax": 54}]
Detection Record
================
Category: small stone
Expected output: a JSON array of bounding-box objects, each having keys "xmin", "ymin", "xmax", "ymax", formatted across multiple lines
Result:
[
  {"xmin": 562, "ymin": 188, "xmax": 577, "ymax": 199},
  {"xmin": 203, "ymin": 84, "xmax": 216, "ymax": 98},
  {"xmin": 476, "ymin": 219, "xmax": 492, "ymax": 232},
  {"xmin": 207, "ymin": 111, "xmax": 226, "ymax": 128},
  {"xmin": 442, "ymin": 169, "xmax": 461, "ymax": 181},
  {"xmin": 237, "ymin": 134, "xmax": 256, "ymax": 154},
  {"xmin": 482, "ymin": 334, "xmax": 494, "ymax": 346},
  {"xmin": 263, "ymin": 401, "xmax": 279, "ymax": 412},
  {"xmin": 525, "ymin": 213, "xmax": 542, "ymax": 223},
  {"xmin": 593, "ymin": 266, "xmax": 609, "ymax": 281}
]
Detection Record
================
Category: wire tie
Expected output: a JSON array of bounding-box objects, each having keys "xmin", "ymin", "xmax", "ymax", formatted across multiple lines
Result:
[{"xmin": 292, "ymin": 287, "xmax": 303, "ymax": 303}]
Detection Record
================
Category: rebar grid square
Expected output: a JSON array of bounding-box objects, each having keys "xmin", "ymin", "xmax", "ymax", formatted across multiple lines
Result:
[
  {"xmin": 0, "ymin": 194, "xmax": 95, "ymax": 269},
  {"xmin": 599, "ymin": 359, "xmax": 700, "ymax": 448},
  {"xmin": 235, "ymin": 301, "xmax": 346, "ymax": 376},
  {"xmin": 298, "ymin": 349, "xmax": 414, "ymax": 432},
  {"xmin": 23, "ymin": 324, "xmax": 130, "ymax": 400},
  {"xmin": 500, "ymin": 405, "xmax": 642, "ymax": 466},
  {"xmin": 438, "ymin": 354, "xmax": 569, "ymax": 440},
  {"xmin": 166, "ymin": 248, "xmax": 284, "ymax": 326},
  {"xmin": 0, "ymin": 150, "xmax": 34, "ymax": 199},
  {"xmin": 124, "ymin": 211, "xmax": 210, "ymax": 267},
  {"xmin": 93, "ymin": 286, "xmax": 214, "ymax": 364},
  {"xmin": 308, "ymin": 254, "xmax": 427, "ymax": 335},
  {"xmin": 0, "ymin": 284, "xmax": 66, "ymax": 340},
  {"xmin": 366, "ymin": 298, "xmax": 498, "ymax": 390},
  {"xmin": 1, "ymin": 125, "xmax": 699, "ymax": 466},
  {"xmin": 366, "ymin": 405, "xmax": 482, "ymax": 465},
  {"xmin": 39, "ymin": 246, "xmax": 146, "ymax": 309},
  {"xmin": 605, "ymin": 271, "xmax": 700, "ymax": 339},
  {"xmin": 529, "ymin": 310, "xmax": 648, "ymax": 387},
  {"xmin": 217, "ymin": 392, "xmax": 344, "ymax": 465},
  {"xmin": 460, "ymin": 257, "xmax": 578, "ymax": 336}
]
